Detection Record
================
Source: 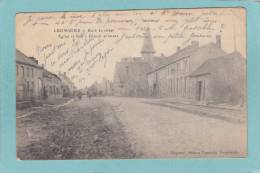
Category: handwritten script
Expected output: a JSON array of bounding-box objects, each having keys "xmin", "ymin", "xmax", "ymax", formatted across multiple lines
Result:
[{"xmin": 17, "ymin": 9, "xmax": 238, "ymax": 88}]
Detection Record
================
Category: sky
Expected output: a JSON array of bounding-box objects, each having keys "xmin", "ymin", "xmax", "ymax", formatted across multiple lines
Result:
[{"xmin": 16, "ymin": 8, "xmax": 246, "ymax": 89}]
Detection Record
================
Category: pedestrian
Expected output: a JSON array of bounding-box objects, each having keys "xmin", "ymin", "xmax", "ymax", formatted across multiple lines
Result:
[
  {"xmin": 78, "ymin": 91, "xmax": 82, "ymax": 100},
  {"xmin": 87, "ymin": 91, "xmax": 91, "ymax": 100}
]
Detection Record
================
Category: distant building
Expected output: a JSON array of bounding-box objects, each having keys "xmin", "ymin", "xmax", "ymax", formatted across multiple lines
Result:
[
  {"xmin": 113, "ymin": 28, "xmax": 165, "ymax": 97},
  {"xmin": 16, "ymin": 49, "xmax": 44, "ymax": 101},
  {"xmin": 88, "ymin": 81, "xmax": 98, "ymax": 96},
  {"xmin": 98, "ymin": 78, "xmax": 114, "ymax": 96},
  {"xmin": 87, "ymin": 79, "xmax": 113, "ymax": 96},
  {"xmin": 43, "ymin": 70, "xmax": 63, "ymax": 99},
  {"xmin": 58, "ymin": 72, "xmax": 76, "ymax": 97}
]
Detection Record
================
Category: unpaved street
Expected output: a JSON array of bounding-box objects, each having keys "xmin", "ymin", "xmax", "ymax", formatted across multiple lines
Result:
[
  {"xmin": 103, "ymin": 97, "xmax": 247, "ymax": 158},
  {"xmin": 17, "ymin": 97, "xmax": 137, "ymax": 160},
  {"xmin": 17, "ymin": 96, "xmax": 247, "ymax": 159}
]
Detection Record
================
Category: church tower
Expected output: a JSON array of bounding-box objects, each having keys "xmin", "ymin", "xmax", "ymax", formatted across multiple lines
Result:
[{"xmin": 141, "ymin": 28, "xmax": 156, "ymax": 60}]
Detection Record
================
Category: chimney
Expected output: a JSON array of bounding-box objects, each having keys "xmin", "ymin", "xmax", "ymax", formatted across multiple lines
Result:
[
  {"xmin": 191, "ymin": 41, "xmax": 199, "ymax": 47},
  {"xmin": 29, "ymin": 57, "xmax": 38, "ymax": 64},
  {"xmin": 216, "ymin": 35, "xmax": 221, "ymax": 48},
  {"xmin": 177, "ymin": 46, "xmax": 181, "ymax": 52}
]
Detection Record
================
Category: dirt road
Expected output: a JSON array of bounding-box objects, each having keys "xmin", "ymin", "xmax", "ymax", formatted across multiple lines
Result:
[
  {"xmin": 103, "ymin": 97, "xmax": 247, "ymax": 158},
  {"xmin": 17, "ymin": 96, "xmax": 247, "ymax": 159},
  {"xmin": 17, "ymin": 97, "xmax": 137, "ymax": 160}
]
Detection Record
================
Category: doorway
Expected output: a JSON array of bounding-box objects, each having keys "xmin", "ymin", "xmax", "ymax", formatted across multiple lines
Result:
[{"xmin": 196, "ymin": 81, "xmax": 202, "ymax": 101}]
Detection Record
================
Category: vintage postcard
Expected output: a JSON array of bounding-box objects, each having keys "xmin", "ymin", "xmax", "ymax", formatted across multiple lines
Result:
[{"xmin": 15, "ymin": 8, "xmax": 247, "ymax": 160}]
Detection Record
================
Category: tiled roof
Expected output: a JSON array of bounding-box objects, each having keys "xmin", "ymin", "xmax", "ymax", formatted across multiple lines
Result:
[
  {"xmin": 43, "ymin": 69, "xmax": 61, "ymax": 81},
  {"xmin": 16, "ymin": 49, "xmax": 42, "ymax": 68},
  {"xmin": 59, "ymin": 73, "xmax": 76, "ymax": 88},
  {"xmin": 190, "ymin": 51, "xmax": 245, "ymax": 77},
  {"xmin": 147, "ymin": 42, "xmax": 226, "ymax": 74}
]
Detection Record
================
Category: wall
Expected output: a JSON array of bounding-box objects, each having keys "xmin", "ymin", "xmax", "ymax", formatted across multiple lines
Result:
[
  {"xmin": 190, "ymin": 75, "xmax": 209, "ymax": 102},
  {"xmin": 16, "ymin": 63, "xmax": 43, "ymax": 101},
  {"xmin": 113, "ymin": 59, "xmax": 150, "ymax": 97},
  {"xmin": 43, "ymin": 75, "xmax": 62, "ymax": 100},
  {"xmin": 148, "ymin": 57, "xmax": 191, "ymax": 98},
  {"xmin": 207, "ymin": 58, "xmax": 246, "ymax": 105}
]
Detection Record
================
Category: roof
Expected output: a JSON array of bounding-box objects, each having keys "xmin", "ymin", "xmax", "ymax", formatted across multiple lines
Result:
[
  {"xmin": 147, "ymin": 42, "xmax": 226, "ymax": 74},
  {"xmin": 16, "ymin": 49, "xmax": 42, "ymax": 69},
  {"xmin": 43, "ymin": 69, "xmax": 61, "ymax": 81},
  {"xmin": 190, "ymin": 51, "xmax": 245, "ymax": 77}
]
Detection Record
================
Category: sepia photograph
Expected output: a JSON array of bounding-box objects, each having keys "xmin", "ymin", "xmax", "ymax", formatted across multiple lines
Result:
[{"xmin": 16, "ymin": 8, "xmax": 247, "ymax": 160}]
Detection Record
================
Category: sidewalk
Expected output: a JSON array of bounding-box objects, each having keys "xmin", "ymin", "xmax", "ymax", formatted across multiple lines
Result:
[
  {"xmin": 144, "ymin": 97, "xmax": 246, "ymax": 124},
  {"xmin": 151, "ymin": 97, "xmax": 245, "ymax": 110}
]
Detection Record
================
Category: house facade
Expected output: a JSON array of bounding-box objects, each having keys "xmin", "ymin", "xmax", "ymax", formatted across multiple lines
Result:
[
  {"xmin": 16, "ymin": 49, "xmax": 44, "ymax": 101},
  {"xmin": 43, "ymin": 70, "xmax": 63, "ymax": 99},
  {"xmin": 58, "ymin": 72, "xmax": 76, "ymax": 97},
  {"xmin": 189, "ymin": 52, "xmax": 246, "ymax": 105}
]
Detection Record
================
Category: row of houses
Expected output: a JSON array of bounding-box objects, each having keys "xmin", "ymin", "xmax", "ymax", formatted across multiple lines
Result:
[
  {"xmin": 87, "ymin": 78, "xmax": 114, "ymax": 96},
  {"xmin": 147, "ymin": 42, "xmax": 246, "ymax": 105},
  {"xmin": 16, "ymin": 49, "xmax": 76, "ymax": 103},
  {"xmin": 113, "ymin": 29, "xmax": 246, "ymax": 105}
]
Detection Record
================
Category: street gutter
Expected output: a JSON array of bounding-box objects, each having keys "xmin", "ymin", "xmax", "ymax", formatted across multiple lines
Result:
[{"xmin": 16, "ymin": 99, "xmax": 74, "ymax": 119}]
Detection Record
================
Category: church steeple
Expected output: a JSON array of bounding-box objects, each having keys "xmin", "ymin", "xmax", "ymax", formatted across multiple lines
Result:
[{"xmin": 141, "ymin": 28, "xmax": 156, "ymax": 59}]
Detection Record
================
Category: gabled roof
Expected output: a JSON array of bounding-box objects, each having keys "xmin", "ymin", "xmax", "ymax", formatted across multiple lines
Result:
[
  {"xmin": 147, "ymin": 42, "xmax": 226, "ymax": 74},
  {"xmin": 190, "ymin": 51, "xmax": 245, "ymax": 77},
  {"xmin": 43, "ymin": 69, "xmax": 61, "ymax": 81},
  {"xmin": 16, "ymin": 49, "xmax": 42, "ymax": 68}
]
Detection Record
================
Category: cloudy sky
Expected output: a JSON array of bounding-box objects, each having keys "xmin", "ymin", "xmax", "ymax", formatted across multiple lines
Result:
[{"xmin": 16, "ymin": 8, "xmax": 246, "ymax": 89}]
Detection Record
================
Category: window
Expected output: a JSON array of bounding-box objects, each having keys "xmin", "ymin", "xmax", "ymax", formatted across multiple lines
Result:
[
  {"xmin": 49, "ymin": 86, "xmax": 52, "ymax": 94},
  {"xmin": 31, "ymin": 82, "xmax": 34, "ymax": 95},
  {"xmin": 170, "ymin": 79, "xmax": 173, "ymax": 93},
  {"xmin": 27, "ymin": 67, "xmax": 29, "ymax": 77},
  {"xmin": 31, "ymin": 68, "xmax": 34, "ymax": 77},
  {"xmin": 180, "ymin": 61, "xmax": 183, "ymax": 73},
  {"xmin": 26, "ymin": 81, "xmax": 30, "ymax": 96},
  {"xmin": 16, "ymin": 65, "xmax": 19, "ymax": 76},
  {"xmin": 21, "ymin": 66, "xmax": 24, "ymax": 77},
  {"xmin": 184, "ymin": 59, "xmax": 188, "ymax": 73},
  {"xmin": 177, "ymin": 78, "xmax": 179, "ymax": 96},
  {"xmin": 171, "ymin": 68, "xmax": 175, "ymax": 74},
  {"xmin": 173, "ymin": 79, "xmax": 175, "ymax": 95},
  {"xmin": 184, "ymin": 77, "xmax": 187, "ymax": 96},
  {"xmin": 177, "ymin": 63, "xmax": 180, "ymax": 74},
  {"xmin": 125, "ymin": 66, "xmax": 129, "ymax": 75}
]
